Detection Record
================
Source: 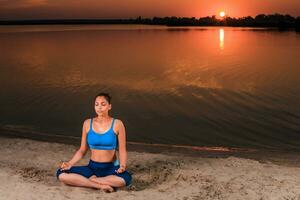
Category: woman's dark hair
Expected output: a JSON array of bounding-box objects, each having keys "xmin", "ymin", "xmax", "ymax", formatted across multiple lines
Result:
[{"xmin": 94, "ymin": 92, "xmax": 112, "ymax": 104}]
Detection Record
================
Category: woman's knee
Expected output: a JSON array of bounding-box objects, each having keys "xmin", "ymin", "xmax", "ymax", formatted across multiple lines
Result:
[
  {"xmin": 56, "ymin": 169, "xmax": 68, "ymax": 181},
  {"xmin": 57, "ymin": 174, "xmax": 68, "ymax": 184},
  {"xmin": 114, "ymin": 172, "xmax": 132, "ymax": 187}
]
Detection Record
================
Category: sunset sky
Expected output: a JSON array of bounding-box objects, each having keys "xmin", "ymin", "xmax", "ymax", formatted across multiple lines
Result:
[{"xmin": 0, "ymin": 0, "xmax": 299, "ymax": 20}]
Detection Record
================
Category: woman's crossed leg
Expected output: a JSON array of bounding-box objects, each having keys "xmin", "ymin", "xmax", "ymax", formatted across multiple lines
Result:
[{"xmin": 56, "ymin": 166, "xmax": 115, "ymax": 192}]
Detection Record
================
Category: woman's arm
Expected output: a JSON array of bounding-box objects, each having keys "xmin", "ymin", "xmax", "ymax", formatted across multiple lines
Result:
[
  {"xmin": 116, "ymin": 119, "xmax": 127, "ymax": 172},
  {"xmin": 67, "ymin": 119, "xmax": 90, "ymax": 166}
]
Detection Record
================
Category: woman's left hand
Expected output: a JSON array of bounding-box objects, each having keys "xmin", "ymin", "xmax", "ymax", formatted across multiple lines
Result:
[{"xmin": 115, "ymin": 165, "xmax": 126, "ymax": 174}]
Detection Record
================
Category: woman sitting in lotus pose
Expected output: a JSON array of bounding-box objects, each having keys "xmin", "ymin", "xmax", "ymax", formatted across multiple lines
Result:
[{"xmin": 56, "ymin": 92, "xmax": 132, "ymax": 192}]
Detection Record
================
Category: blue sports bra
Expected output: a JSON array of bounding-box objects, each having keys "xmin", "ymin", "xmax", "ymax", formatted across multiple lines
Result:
[{"xmin": 87, "ymin": 118, "xmax": 118, "ymax": 150}]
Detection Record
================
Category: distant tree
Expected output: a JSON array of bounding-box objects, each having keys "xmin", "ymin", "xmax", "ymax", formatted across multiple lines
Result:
[{"xmin": 296, "ymin": 17, "xmax": 300, "ymax": 32}]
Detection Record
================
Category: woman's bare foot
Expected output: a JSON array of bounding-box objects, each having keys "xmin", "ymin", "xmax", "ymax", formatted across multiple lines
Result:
[{"xmin": 98, "ymin": 184, "xmax": 114, "ymax": 193}]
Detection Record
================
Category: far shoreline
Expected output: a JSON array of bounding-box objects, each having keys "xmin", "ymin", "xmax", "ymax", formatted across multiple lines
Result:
[{"xmin": 0, "ymin": 14, "xmax": 300, "ymax": 31}]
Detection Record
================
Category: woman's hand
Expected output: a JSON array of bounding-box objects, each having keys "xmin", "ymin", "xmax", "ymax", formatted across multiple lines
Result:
[
  {"xmin": 60, "ymin": 161, "xmax": 73, "ymax": 171},
  {"xmin": 115, "ymin": 165, "xmax": 126, "ymax": 174}
]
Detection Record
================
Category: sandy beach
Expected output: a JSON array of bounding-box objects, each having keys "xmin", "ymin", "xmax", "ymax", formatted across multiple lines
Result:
[{"xmin": 1, "ymin": 137, "xmax": 300, "ymax": 200}]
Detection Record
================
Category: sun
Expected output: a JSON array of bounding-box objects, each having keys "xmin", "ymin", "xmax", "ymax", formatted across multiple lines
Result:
[{"xmin": 219, "ymin": 11, "xmax": 226, "ymax": 18}]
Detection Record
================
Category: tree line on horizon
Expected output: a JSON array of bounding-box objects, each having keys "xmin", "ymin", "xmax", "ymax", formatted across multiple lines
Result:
[
  {"xmin": 1, "ymin": 13, "xmax": 300, "ymax": 31},
  {"xmin": 140, "ymin": 14, "xmax": 300, "ymax": 31}
]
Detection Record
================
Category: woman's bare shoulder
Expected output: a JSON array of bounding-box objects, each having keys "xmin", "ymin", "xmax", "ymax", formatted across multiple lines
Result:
[
  {"xmin": 82, "ymin": 118, "xmax": 92, "ymax": 132},
  {"xmin": 113, "ymin": 118, "xmax": 125, "ymax": 134},
  {"xmin": 114, "ymin": 118, "xmax": 124, "ymax": 126},
  {"xmin": 83, "ymin": 118, "xmax": 92, "ymax": 125}
]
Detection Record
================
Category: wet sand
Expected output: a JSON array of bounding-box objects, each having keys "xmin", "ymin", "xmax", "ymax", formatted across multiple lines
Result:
[{"xmin": 1, "ymin": 137, "xmax": 300, "ymax": 200}]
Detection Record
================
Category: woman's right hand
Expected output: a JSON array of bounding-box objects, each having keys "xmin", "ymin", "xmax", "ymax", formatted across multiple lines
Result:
[{"xmin": 60, "ymin": 161, "xmax": 73, "ymax": 170}]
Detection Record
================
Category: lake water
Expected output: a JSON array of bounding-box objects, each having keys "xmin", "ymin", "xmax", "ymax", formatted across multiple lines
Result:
[{"xmin": 0, "ymin": 25, "xmax": 300, "ymax": 151}]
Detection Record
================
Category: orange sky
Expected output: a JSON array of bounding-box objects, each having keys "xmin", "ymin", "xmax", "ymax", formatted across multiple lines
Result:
[{"xmin": 0, "ymin": 0, "xmax": 299, "ymax": 20}]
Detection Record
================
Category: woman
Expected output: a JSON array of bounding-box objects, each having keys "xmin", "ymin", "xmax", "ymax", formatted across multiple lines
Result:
[{"xmin": 56, "ymin": 93, "xmax": 132, "ymax": 192}]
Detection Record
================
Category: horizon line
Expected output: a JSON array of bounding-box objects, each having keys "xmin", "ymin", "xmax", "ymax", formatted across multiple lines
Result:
[{"xmin": 1, "ymin": 13, "xmax": 300, "ymax": 21}]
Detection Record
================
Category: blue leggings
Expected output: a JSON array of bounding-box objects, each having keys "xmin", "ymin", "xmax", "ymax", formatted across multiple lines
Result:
[{"xmin": 56, "ymin": 160, "xmax": 132, "ymax": 186}]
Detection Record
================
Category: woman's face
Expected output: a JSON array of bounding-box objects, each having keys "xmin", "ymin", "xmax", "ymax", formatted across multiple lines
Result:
[{"xmin": 94, "ymin": 96, "xmax": 111, "ymax": 116}]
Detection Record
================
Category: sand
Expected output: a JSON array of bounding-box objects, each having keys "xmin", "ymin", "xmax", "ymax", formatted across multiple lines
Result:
[{"xmin": 1, "ymin": 137, "xmax": 300, "ymax": 200}]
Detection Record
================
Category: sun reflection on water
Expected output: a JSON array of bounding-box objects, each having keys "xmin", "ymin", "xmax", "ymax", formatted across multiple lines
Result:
[{"xmin": 219, "ymin": 28, "xmax": 224, "ymax": 50}]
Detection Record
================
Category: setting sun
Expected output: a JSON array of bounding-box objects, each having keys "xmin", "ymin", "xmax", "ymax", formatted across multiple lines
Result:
[{"xmin": 219, "ymin": 11, "xmax": 226, "ymax": 18}]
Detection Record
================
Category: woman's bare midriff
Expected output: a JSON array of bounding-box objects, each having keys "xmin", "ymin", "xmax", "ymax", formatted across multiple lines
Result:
[{"xmin": 90, "ymin": 149, "xmax": 117, "ymax": 162}]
